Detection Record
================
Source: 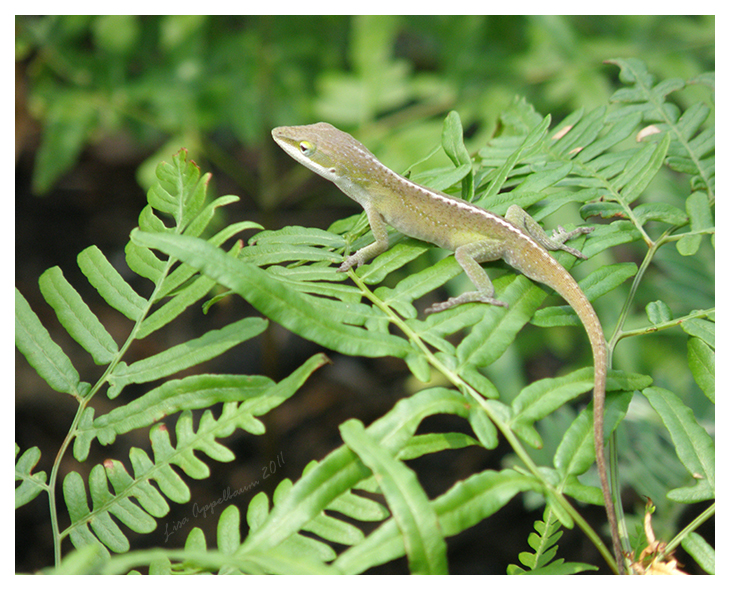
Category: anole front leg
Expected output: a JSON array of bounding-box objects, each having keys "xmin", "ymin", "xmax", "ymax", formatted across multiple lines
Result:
[{"xmin": 339, "ymin": 204, "xmax": 390, "ymax": 272}]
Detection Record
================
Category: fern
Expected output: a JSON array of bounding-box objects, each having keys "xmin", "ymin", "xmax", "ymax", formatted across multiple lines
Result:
[
  {"xmin": 15, "ymin": 149, "xmax": 328, "ymax": 567},
  {"xmin": 507, "ymin": 507, "xmax": 595, "ymax": 575},
  {"xmin": 17, "ymin": 59, "xmax": 714, "ymax": 574}
]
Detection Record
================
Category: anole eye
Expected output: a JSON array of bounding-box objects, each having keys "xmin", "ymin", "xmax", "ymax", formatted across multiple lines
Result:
[{"xmin": 299, "ymin": 141, "xmax": 315, "ymax": 156}]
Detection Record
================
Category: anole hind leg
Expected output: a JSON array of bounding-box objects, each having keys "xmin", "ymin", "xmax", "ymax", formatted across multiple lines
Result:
[{"xmin": 425, "ymin": 239, "xmax": 506, "ymax": 314}]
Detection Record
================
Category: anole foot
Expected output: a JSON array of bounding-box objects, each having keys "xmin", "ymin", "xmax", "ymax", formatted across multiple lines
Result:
[
  {"xmin": 550, "ymin": 226, "xmax": 594, "ymax": 259},
  {"xmin": 425, "ymin": 292, "xmax": 508, "ymax": 315}
]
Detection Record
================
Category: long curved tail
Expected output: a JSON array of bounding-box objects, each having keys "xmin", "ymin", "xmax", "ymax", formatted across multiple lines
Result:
[{"xmin": 559, "ymin": 276, "xmax": 623, "ymax": 573}]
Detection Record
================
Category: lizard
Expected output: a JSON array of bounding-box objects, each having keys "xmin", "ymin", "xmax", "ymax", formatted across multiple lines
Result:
[{"xmin": 272, "ymin": 122, "xmax": 623, "ymax": 573}]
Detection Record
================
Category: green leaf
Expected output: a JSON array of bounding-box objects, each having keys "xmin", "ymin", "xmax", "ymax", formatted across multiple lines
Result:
[
  {"xmin": 580, "ymin": 202, "xmax": 625, "ymax": 220},
  {"xmin": 77, "ymin": 246, "xmax": 147, "ymax": 321},
  {"xmin": 681, "ymin": 532, "xmax": 714, "ymax": 575},
  {"xmin": 533, "ymin": 263, "xmax": 636, "ymax": 328},
  {"xmin": 553, "ymin": 390, "xmax": 632, "ymax": 480},
  {"xmin": 552, "ymin": 106, "xmax": 606, "ymax": 158},
  {"xmin": 633, "ymin": 202, "xmax": 688, "ymax": 226},
  {"xmin": 304, "ymin": 511, "xmax": 365, "ymax": 547},
  {"xmin": 185, "ymin": 527, "xmax": 208, "ymax": 552},
  {"xmin": 125, "ymin": 241, "xmax": 166, "ymax": 284},
  {"xmin": 397, "ymin": 432, "xmax": 479, "ymax": 461},
  {"xmin": 510, "ymin": 368, "xmax": 594, "ymax": 448},
  {"xmin": 89, "ymin": 464, "xmax": 157, "ymax": 534},
  {"xmin": 575, "ymin": 111, "xmax": 641, "ymax": 164},
  {"xmin": 687, "ymin": 338, "xmax": 714, "ymax": 403},
  {"xmin": 615, "ymin": 133, "xmax": 670, "ymax": 204},
  {"xmin": 678, "ymin": 192, "xmax": 713, "ymax": 256},
  {"xmin": 233, "ymin": 547, "xmax": 336, "ymax": 575},
  {"xmin": 511, "ymin": 163, "xmax": 572, "ymax": 201},
  {"xmin": 15, "ymin": 445, "xmax": 48, "ymax": 509},
  {"xmin": 104, "ymin": 459, "xmax": 169, "ymax": 518},
  {"xmin": 357, "ymin": 240, "xmax": 429, "ymax": 284},
  {"xmin": 217, "ymin": 505, "xmax": 242, "ymax": 555},
  {"xmin": 478, "ymin": 115, "xmax": 551, "ymax": 201},
  {"xmin": 184, "ymin": 196, "xmax": 250, "ymax": 239},
  {"xmin": 680, "ymin": 318, "xmax": 714, "ymax": 348},
  {"xmin": 646, "ymin": 300, "xmax": 673, "ymax": 325},
  {"xmin": 238, "ymin": 242, "xmax": 342, "ymax": 267},
  {"xmin": 380, "ymin": 254, "xmax": 462, "ymax": 317},
  {"xmin": 107, "ymin": 317, "xmax": 267, "ymax": 399},
  {"xmin": 157, "ymin": 222, "xmax": 255, "ymax": 300},
  {"xmin": 249, "ymin": 225, "xmax": 345, "ymax": 249},
  {"xmin": 642, "ymin": 387, "xmax": 715, "ymax": 502},
  {"xmin": 246, "ymin": 492, "xmax": 270, "ymax": 533},
  {"xmin": 468, "ymin": 403, "xmax": 500, "ymax": 448},
  {"xmin": 63, "ymin": 470, "xmax": 109, "ymax": 555},
  {"xmin": 579, "ymin": 261, "xmax": 638, "ymax": 300},
  {"xmin": 457, "ymin": 275, "xmax": 545, "ymax": 368},
  {"xmin": 442, "ymin": 111, "xmax": 471, "ymax": 168},
  {"xmin": 441, "ymin": 110, "xmax": 474, "ymax": 201},
  {"xmin": 136, "ymin": 273, "xmax": 218, "ymax": 339},
  {"xmin": 580, "ymin": 221, "xmax": 642, "ymax": 257},
  {"xmin": 510, "ymin": 560, "xmax": 596, "ymax": 575},
  {"xmin": 39, "ymin": 267, "xmax": 119, "ymax": 365},
  {"xmin": 416, "ymin": 163, "xmax": 472, "ymax": 193},
  {"xmin": 326, "ymin": 486, "xmax": 390, "ymax": 523},
  {"xmin": 15, "ymin": 288, "xmax": 82, "ymax": 397},
  {"xmin": 340, "ymin": 419, "xmax": 448, "ymax": 574},
  {"xmin": 148, "ymin": 150, "xmax": 204, "ymax": 228}
]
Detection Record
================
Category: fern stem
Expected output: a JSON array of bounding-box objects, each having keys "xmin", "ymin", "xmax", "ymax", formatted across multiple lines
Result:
[
  {"xmin": 47, "ymin": 246, "xmax": 181, "ymax": 566},
  {"xmin": 346, "ymin": 268, "xmax": 621, "ymax": 573},
  {"xmin": 659, "ymin": 502, "xmax": 715, "ymax": 558}
]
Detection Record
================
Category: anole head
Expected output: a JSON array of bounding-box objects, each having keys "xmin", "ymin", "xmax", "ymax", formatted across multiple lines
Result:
[{"xmin": 272, "ymin": 123, "xmax": 377, "ymax": 184}]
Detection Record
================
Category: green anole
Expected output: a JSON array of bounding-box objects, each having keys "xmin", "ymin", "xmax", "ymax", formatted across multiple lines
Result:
[{"xmin": 272, "ymin": 122, "xmax": 623, "ymax": 573}]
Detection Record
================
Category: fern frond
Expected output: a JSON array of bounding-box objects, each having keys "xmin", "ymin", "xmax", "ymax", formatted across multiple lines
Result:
[
  {"xmin": 75, "ymin": 352, "xmax": 327, "ymax": 459},
  {"xmin": 230, "ymin": 388, "xmax": 540, "ymax": 574},
  {"xmin": 63, "ymin": 354, "xmax": 327, "ymax": 555},
  {"xmin": 17, "ymin": 149, "xmax": 333, "ymax": 568},
  {"xmin": 341, "ymin": 419, "xmax": 448, "ymax": 574},
  {"xmin": 508, "ymin": 507, "xmax": 596, "ymax": 574},
  {"xmin": 105, "ymin": 317, "xmax": 268, "ymax": 400},
  {"xmin": 606, "ymin": 58, "xmax": 714, "ymax": 200}
]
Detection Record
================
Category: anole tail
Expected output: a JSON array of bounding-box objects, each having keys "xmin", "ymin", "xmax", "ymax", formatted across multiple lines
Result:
[{"xmin": 568, "ymin": 286, "xmax": 624, "ymax": 574}]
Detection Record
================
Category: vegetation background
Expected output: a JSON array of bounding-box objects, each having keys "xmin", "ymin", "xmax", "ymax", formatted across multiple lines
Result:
[{"xmin": 15, "ymin": 15, "xmax": 714, "ymax": 573}]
